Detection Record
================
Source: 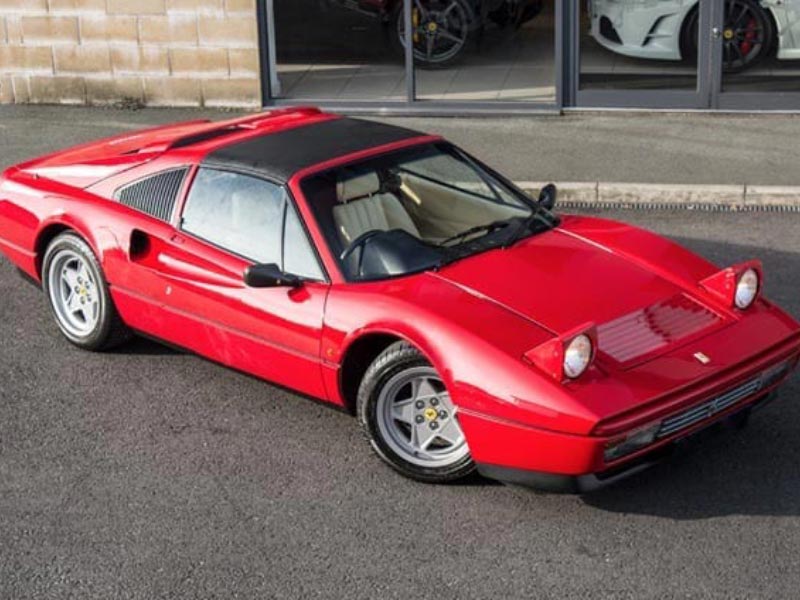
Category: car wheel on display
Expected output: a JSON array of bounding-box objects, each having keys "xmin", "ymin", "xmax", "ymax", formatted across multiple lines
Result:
[
  {"xmin": 42, "ymin": 232, "xmax": 132, "ymax": 351},
  {"xmin": 357, "ymin": 341, "xmax": 476, "ymax": 482},
  {"xmin": 392, "ymin": 0, "xmax": 475, "ymax": 69},
  {"xmin": 682, "ymin": 0, "xmax": 775, "ymax": 73}
]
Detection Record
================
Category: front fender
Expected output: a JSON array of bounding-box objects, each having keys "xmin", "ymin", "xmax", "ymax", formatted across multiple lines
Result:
[{"xmin": 323, "ymin": 272, "xmax": 602, "ymax": 434}]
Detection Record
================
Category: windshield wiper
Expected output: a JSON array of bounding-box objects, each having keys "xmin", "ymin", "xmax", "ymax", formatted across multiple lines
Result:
[
  {"xmin": 502, "ymin": 209, "xmax": 552, "ymax": 249},
  {"xmin": 438, "ymin": 220, "xmax": 511, "ymax": 247}
]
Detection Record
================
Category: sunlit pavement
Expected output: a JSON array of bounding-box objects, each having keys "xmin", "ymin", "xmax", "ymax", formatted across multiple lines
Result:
[{"xmin": 1, "ymin": 107, "xmax": 799, "ymax": 599}]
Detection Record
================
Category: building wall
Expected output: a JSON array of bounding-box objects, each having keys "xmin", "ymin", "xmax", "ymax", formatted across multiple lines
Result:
[{"xmin": 0, "ymin": 0, "xmax": 261, "ymax": 107}]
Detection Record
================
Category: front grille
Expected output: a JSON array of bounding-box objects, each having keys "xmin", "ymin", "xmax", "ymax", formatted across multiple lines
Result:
[{"xmin": 656, "ymin": 361, "xmax": 790, "ymax": 439}]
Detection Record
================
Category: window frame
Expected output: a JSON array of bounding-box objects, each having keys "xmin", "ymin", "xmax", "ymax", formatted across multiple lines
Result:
[{"xmin": 178, "ymin": 165, "xmax": 329, "ymax": 284}]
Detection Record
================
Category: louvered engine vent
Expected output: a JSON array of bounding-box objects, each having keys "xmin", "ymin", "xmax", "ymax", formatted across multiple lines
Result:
[{"xmin": 116, "ymin": 168, "xmax": 188, "ymax": 222}]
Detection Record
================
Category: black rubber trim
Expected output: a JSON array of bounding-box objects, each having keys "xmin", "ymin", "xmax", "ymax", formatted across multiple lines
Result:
[
  {"xmin": 477, "ymin": 454, "xmax": 663, "ymax": 494},
  {"xmin": 202, "ymin": 117, "xmax": 425, "ymax": 184}
]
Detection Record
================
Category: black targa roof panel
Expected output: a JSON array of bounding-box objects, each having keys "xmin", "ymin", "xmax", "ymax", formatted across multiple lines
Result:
[{"xmin": 201, "ymin": 117, "xmax": 427, "ymax": 183}]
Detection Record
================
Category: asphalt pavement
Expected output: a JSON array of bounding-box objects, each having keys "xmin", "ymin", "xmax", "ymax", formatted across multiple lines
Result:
[
  {"xmin": 1, "ymin": 107, "xmax": 800, "ymax": 599},
  {"xmin": 3, "ymin": 104, "xmax": 800, "ymax": 186}
]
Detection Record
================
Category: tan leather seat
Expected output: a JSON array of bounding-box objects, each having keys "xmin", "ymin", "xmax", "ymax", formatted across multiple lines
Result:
[{"xmin": 333, "ymin": 172, "xmax": 420, "ymax": 245}]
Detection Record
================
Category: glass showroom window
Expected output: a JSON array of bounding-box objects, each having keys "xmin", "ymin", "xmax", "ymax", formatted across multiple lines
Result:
[
  {"xmin": 719, "ymin": 1, "xmax": 800, "ymax": 96},
  {"xmin": 409, "ymin": 0, "xmax": 557, "ymax": 103},
  {"xmin": 579, "ymin": 1, "xmax": 702, "ymax": 94},
  {"xmin": 271, "ymin": 0, "xmax": 406, "ymax": 101}
]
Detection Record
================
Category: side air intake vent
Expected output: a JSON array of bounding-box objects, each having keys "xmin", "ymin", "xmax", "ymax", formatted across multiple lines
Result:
[{"xmin": 115, "ymin": 168, "xmax": 188, "ymax": 222}]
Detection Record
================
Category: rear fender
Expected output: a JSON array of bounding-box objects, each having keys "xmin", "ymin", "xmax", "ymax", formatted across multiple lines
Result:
[{"xmin": 34, "ymin": 210, "xmax": 125, "ymax": 282}]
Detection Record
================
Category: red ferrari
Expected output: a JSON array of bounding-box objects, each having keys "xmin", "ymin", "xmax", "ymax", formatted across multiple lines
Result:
[{"xmin": 1, "ymin": 107, "xmax": 798, "ymax": 492}]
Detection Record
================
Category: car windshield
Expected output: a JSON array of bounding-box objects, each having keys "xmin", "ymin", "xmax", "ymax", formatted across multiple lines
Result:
[{"xmin": 301, "ymin": 142, "xmax": 557, "ymax": 282}]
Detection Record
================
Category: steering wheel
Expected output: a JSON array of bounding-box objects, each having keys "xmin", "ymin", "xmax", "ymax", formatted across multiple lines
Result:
[{"xmin": 340, "ymin": 230, "xmax": 385, "ymax": 263}]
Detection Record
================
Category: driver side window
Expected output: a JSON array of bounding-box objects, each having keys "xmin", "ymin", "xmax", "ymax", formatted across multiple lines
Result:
[{"xmin": 181, "ymin": 168, "xmax": 324, "ymax": 281}]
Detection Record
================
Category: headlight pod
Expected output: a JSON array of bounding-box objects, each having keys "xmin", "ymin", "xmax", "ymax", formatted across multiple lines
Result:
[
  {"xmin": 734, "ymin": 268, "xmax": 759, "ymax": 309},
  {"xmin": 524, "ymin": 324, "xmax": 597, "ymax": 382},
  {"xmin": 700, "ymin": 260, "xmax": 762, "ymax": 311}
]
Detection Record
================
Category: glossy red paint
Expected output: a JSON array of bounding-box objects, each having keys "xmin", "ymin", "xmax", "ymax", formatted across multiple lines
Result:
[{"xmin": 0, "ymin": 108, "xmax": 798, "ymax": 490}]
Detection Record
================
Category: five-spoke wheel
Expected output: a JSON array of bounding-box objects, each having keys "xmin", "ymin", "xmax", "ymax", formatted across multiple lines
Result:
[
  {"xmin": 42, "ymin": 232, "xmax": 131, "ymax": 350},
  {"xmin": 358, "ymin": 341, "xmax": 475, "ymax": 482},
  {"xmin": 47, "ymin": 249, "xmax": 101, "ymax": 338},
  {"xmin": 394, "ymin": 0, "xmax": 474, "ymax": 68},
  {"xmin": 376, "ymin": 367, "xmax": 468, "ymax": 468}
]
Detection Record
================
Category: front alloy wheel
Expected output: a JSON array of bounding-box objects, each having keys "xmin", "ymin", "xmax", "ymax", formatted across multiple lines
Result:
[{"xmin": 358, "ymin": 341, "xmax": 475, "ymax": 482}]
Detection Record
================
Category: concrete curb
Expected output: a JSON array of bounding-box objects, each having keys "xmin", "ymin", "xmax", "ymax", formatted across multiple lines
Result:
[{"xmin": 516, "ymin": 182, "xmax": 800, "ymax": 210}]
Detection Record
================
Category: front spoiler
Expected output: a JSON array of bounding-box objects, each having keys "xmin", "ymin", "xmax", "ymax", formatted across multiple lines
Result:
[{"xmin": 477, "ymin": 392, "xmax": 777, "ymax": 494}]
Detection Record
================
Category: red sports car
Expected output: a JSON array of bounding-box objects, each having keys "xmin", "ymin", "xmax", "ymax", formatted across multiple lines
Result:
[{"xmin": 1, "ymin": 107, "xmax": 798, "ymax": 492}]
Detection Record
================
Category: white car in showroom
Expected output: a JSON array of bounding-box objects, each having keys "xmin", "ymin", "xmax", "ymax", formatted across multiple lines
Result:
[{"xmin": 589, "ymin": 0, "xmax": 800, "ymax": 72}]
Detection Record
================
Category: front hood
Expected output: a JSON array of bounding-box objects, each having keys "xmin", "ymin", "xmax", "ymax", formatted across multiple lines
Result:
[{"xmin": 433, "ymin": 226, "xmax": 686, "ymax": 335}]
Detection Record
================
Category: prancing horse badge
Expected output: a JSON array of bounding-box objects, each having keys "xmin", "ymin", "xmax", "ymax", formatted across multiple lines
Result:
[{"xmin": 694, "ymin": 352, "xmax": 711, "ymax": 365}]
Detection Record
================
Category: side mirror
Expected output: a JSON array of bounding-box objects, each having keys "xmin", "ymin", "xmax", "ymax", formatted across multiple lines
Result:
[
  {"xmin": 537, "ymin": 183, "xmax": 557, "ymax": 211},
  {"xmin": 243, "ymin": 263, "xmax": 302, "ymax": 288}
]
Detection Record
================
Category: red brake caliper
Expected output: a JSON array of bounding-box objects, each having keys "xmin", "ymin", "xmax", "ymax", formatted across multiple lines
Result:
[{"xmin": 740, "ymin": 17, "xmax": 757, "ymax": 56}]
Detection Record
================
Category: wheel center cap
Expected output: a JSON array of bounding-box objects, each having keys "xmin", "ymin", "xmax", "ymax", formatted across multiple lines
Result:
[
  {"xmin": 428, "ymin": 22, "xmax": 438, "ymax": 33},
  {"xmin": 423, "ymin": 407, "xmax": 438, "ymax": 422},
  {"xmin": 724, "ymin": 28, "xmax": 734, "ymax": 40}
]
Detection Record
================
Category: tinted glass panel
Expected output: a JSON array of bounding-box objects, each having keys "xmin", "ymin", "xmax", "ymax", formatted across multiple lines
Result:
[
  {"xmin": 182, "ymin": 169, "xmax": 286, "ymax": 264},
  {"xmin": 273, "ymin": 0, "xmax": 405, "ymax": 101},
  {"xmin": 412, "ymin": 0, "xmax": 557, "ymax": 103}
]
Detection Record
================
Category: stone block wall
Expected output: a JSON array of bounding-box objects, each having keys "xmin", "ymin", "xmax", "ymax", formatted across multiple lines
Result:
[{"xmin": 0, "ymin": 0, "xmax": 262, "ymax": 107}]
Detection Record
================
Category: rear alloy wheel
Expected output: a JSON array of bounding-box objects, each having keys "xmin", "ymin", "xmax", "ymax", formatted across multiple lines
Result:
[
  {"xmin": 357, "ymin": 341, "xmax": 475, "ymax": 482},
  {"xmin": 394, "ymin": 0, "xmax": 474, "ymax": 69},
  {"xmin": 682, "ymin": 0, "xmax": 774, "ymax": 73},
  {"xmin": 42, "ymin": 232, "xmax": 131, "ymax": 351}
]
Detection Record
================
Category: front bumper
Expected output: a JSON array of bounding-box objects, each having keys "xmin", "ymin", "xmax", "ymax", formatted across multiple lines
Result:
[
  {"xmin": 460, "ymin": 344, "xmax": 799, "ymax": 493},
  {"xmin": 588, "ymin": 0, "xmax": 690, "ymax": 61},
  {"xmin": 477, "ymin": 392, "xmax": 773, "ymax": 493}
]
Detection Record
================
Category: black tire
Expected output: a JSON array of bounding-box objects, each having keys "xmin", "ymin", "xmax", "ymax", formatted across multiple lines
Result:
[
  {"xmin": 357, "ymin": 341, "xmax": 476, "ymax": 483},
  {"xmin": 390, "ymin": 0, "xmax": 476, "ymax": 69},
  {"xmin": 41, "ymin": 232, "xmax": 132, "ymax": 351},
  {"xmin": 681, "ymin": 0, "xmax": 774, "ymax": 73}
]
